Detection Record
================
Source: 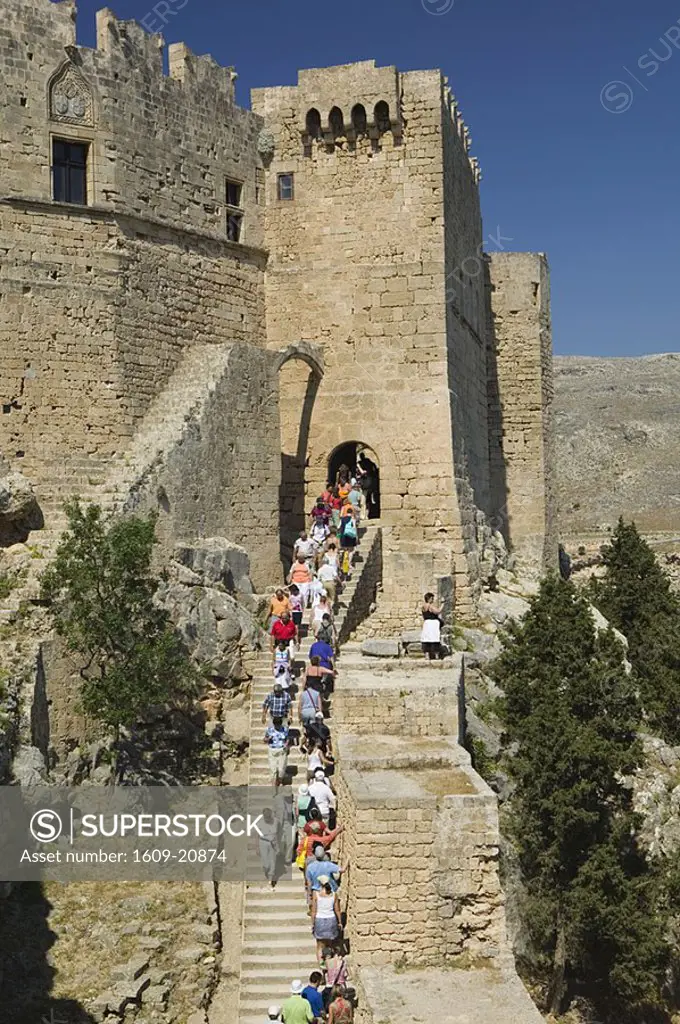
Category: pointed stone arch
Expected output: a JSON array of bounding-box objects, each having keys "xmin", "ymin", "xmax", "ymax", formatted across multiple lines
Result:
[
  {"xmin": 273, "ymin": 343, "xmax": 324, "ymax": 570},
  {"xmin": 273, "ymin": 341, "xmax": 324, "ymax": 379}
]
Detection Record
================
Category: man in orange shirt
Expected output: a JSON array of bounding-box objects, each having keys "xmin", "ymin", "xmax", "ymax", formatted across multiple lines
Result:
[{"xmin": 268, "ymin": 588, "xmax": 291, "ymax": 634}]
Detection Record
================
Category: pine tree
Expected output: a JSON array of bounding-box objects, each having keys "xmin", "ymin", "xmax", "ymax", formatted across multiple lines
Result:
[
  {"xmin": 41, "ymin": 500, "xmax": 197, "ymax": 745},
  {"xmin": 494, "ymin": 575, "xmax": 671, "ymax": 1017},
  {"xmin": 590, "ymin": 518, "xmax": 680, "ymax": 744}
]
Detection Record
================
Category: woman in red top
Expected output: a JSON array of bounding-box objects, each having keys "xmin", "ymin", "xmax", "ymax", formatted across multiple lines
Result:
[
  {"xmin": 329, "ymin": 487, "xmax": 343, "ymax": 531},
  {"xmin": 327, "ymin": 986, "xmax": 353, "ymax": 1023}
]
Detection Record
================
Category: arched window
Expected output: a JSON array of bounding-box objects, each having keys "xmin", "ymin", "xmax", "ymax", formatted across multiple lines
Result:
[
  {"xmin": 329, "ymin": 106, "xmax": 345, "ymax": 137},
  {"xmin": 351, "ymin": 103, "xmax": 367, "ymax": 134},
  {"xmin": 305, "ymin": 108, "xmax": 322, "ymax": 139},
  {"xmin": 374, "ymin": 100, "xmax": 391, "ymax": 133}
]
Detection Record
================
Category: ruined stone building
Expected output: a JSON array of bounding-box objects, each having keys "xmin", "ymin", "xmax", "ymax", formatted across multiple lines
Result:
[{"xmin": 0, "ymin": 0, "xmax": 556, "ymax": 623}]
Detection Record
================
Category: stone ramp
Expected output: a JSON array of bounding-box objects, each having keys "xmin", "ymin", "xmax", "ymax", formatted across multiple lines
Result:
[
  {"xmin": 0, "ymin": 342, "xmax": 240, "ymax": 623},
  {"xmin": 236, "ymin": 525, "xmax": 380, "ymax": 1022}
]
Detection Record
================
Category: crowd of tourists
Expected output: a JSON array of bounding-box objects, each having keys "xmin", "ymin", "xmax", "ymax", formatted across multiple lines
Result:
[
  {"xmin": 259, "ymin": 463, "xmax": 366, "ymax": 1023},
  {"xmin": 257, "ymin": 461, "xmax": 447, "ymax": 1022}
]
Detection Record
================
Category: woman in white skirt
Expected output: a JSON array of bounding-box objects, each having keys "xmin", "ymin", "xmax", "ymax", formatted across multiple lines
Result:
[{"xmin": 420, "ymin": 592, "xmax": 443, "ymax": 661}]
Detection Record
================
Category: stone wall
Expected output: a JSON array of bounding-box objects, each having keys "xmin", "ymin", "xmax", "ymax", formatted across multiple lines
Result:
[
  {"xmin": 334, "ymin": 734, "xmax": 507, "ymax": 967},
  {"xmin": 487, "ymin": 252, "xmax": 557, "ymax": 570},
  {"xmin": 0, "ymin": 0, "xmax": 266, "ymax": 531},
  {"xmin": 441, "ymin": 88, "xmax": 492, "ymax": 611},
  {"xmin": 333, "ymin": 663, "xmax": 459, "ymax": 737},
  {"xmin": 0, "ymin": 201, "xmax": 266, "ymax": 521},
  {"xmin": 1, "ymin": 0, "xmax": 263, "ymax": 239},
  {"xmin": 114, "ymin": 342, "xmax": 282, "ymax": 590},
  {"xmin": 355, "ymin": 964, "xmax": 544, "ymax": 1024},
  {"xmin": 337, "ymin": 526, "xmax": 382, "ymax": 644}
]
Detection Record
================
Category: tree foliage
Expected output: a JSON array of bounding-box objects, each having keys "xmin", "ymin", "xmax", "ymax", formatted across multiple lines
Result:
[
  {"xmin": 41, "ymin": 500, "xmax": 197, "ymax": 735},
  {"xmin": 589, "ymin": 518, "xmax": 680, "ymax": 744},
  {"xmin": 494, "ymin": 575, "xmax": 672, "ymax": 1018}
]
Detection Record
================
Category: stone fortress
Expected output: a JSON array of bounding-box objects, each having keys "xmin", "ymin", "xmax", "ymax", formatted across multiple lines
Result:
[
  {"xmin": 0, "ymin": 2, "xmax": 555, "ymax": 1021},
  {"xmin": 1, "ymin": 0, "xmax": 555, "ymax": 622}
]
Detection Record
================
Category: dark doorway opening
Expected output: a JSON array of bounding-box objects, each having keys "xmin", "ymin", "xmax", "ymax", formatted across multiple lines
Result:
[{"xmin": 327, "ymin": 441, "xmax": 380, "ymax": 519}]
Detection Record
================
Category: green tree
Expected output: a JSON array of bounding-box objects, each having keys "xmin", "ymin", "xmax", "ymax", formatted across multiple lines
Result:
[
  {"xmin": 494, "ymin": 575, "xmax": 671, "ymax": 1017},
  {"xmin": 589, "ymin": 518, "xmax": 680, "ymax": 744},
  {"xmin": 41, "ymin": 500, "xmax": 197, "ymax": 746}
]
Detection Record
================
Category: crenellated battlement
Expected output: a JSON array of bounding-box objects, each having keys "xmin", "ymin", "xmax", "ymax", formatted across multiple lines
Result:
[
  {"xmin": 443, "ymin": 80, "xmax": 482, "ymax": 182},
  {"xmin": 2, "ymin": 0, "xmax": 240, "ymax": 111},
  {"xmin": 0, "ymin": 0, "xmax": 263, "ymax": 242}
]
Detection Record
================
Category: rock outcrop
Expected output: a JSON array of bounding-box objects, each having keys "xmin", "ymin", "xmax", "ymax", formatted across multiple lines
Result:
[{"xmin": 0, "ymin": 469, "xmax": 42, "ymax": 545}]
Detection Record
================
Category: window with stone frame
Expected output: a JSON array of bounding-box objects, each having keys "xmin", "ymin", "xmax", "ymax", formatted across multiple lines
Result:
[
  {"xmin": 277, "ymin": 173, "xmax": 295, "ymax": 201},
  {"xmin": 52, "ymin": 138, "xmax": 89, "ymax": 205},
  {"xmin": 225, "ymin": 178, "xmax": 244, "ymax": 242}
]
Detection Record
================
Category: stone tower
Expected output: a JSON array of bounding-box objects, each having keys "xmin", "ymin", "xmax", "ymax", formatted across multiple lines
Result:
[{"xmin": 253, "ymin": 62, "xmax": 555, "ymax": 620}]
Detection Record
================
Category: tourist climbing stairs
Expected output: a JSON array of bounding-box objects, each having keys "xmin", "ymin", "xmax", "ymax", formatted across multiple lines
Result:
[{"xmin": 237, "ymin": 525, "xmax": 379, "ymax": 1023}]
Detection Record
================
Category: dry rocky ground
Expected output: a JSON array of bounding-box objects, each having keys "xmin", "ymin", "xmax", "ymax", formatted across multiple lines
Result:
[{"xmin": 554, "ymin": 353, "xmax": 680, "ymax": 539}]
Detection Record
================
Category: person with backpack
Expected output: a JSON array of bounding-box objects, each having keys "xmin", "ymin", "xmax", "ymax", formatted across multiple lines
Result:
[
  {"xmin": 296, "ymin": 783, "xmax": 316, "ymax": 849},
  {"xmin": 338, "ymin": 504, "xmax": 358, "ymax": 577}
]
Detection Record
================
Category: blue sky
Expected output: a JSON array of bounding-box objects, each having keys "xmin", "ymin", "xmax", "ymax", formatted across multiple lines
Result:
[{"xmin": 72, "ymin": 0, "xmax": 680, "ymax": 357}]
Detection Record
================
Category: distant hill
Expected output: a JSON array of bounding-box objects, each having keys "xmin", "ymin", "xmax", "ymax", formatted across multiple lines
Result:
[{"xmin": 553, "ymin": 353, "xmax": 680, "ymax": 538}]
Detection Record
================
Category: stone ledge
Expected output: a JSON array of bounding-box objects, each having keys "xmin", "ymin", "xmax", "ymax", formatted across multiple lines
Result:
[
  {"xmin": 0, "ymin": 195, "xmax": 268, "ymax": 263},
  {"xmin": 357, "ymin": 964, "xmax": 544, "ymax": 1024}
]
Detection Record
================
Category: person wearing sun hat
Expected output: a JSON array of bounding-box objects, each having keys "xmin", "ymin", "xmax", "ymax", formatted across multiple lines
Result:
[
  {"xmin": 280, "ymin": 979, "xmax": 314, "ymax": 1024},
  {"xmin": 295, "ymin": 782, "xmax": 314, "ymax": 845},
  {"xmin": 266, "ymin": 1007, "xmax": 281, "ymax": 1022},
  {"xmin": 308, "ymin": 767, "xmax": 336, "ymax": 823}
]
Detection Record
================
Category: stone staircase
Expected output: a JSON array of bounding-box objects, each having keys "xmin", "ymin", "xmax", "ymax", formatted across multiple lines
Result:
[
  {"xmin": 0, "ymin": 342, "xmax": 239, "ymax": 624},
  {"xmin": 237, "ymin": 526, "xmax": 380, "ymax": 1023}
]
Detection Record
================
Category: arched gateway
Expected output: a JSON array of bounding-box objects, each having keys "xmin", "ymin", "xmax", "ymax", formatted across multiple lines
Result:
[{"xmin": 327, "ymin": 441, "xmax": 380, "ymax": 519}]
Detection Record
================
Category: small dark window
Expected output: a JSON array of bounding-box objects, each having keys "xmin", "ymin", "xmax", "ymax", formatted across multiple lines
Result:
[
  {"xmin": 226, "ymin": 179, "xmax": 242, "ymax": 208},
  {"xmin": 225, "ymin": 178, "xmax": 244, "ymax": 242},
  {"xmin": 277, "ymin": 173, "xmax": 294, "ymax": 201},
  {"xmin": 375, "ymin": 101, "xmax": 391, "ymax": 133},
  {"xmin": 329, "ymin": 106, "xmax": 345, "ymax": 136},
  {"xmin": 227, "ymin": 212, "xmax": 243, "ymax": 243},
  {"xmin": 52, "ymin": 139, "xmax": 88, "ymax": 205},
  {"xmin": 351, "ymin": 104, "xmax": 367, "ymax": 134}
]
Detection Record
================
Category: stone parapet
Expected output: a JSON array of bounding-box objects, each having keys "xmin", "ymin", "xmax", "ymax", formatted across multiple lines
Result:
[
  {"xmin": 333, "ymin": 658, "xmax": 461, "ymax": 737},
  {"xmin": 334, "ymin": 730, "xmax": 507, "ymax": 968},
  {"xmin": 355, "ymin": 964, "xmax": 544, "ymax": 1024}
]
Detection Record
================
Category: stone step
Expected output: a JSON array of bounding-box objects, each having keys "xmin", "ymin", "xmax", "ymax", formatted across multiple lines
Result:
[
  {"xmin": 242, "ymin": 933, "xmax": 311, "ymax": 948},
  {"xmin": 241, "ymin": 952, "xmax": 318, "ymax": 968},
  {"xmin": 243, "ymin": 927, "xmax": 312, "ymax": 943},
  {"xmin": 241, "ymin": 968, "xmax": 317, "ymax": 983},
  {"xmin": 243, "ymin": 900, "xmax": 311, "ymax": 917},
  {"xmin": 243, "ymin": 914, "xmax": 311, "ymax": 931},
  {"xmin": 240, "ymin": 975, "xmax": 318, "ymax": 993}
]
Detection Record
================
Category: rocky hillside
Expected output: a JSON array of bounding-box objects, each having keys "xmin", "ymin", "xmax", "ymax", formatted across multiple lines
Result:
[{"xmin": 554, "ymin": 353, "xmax": 680, "ymax": 538}]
